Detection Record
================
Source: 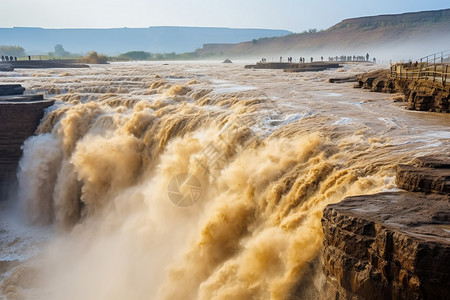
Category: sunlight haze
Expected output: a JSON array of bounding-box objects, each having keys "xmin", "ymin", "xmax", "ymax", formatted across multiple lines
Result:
[{"xmin": 1, "ymin": 0, "xmax": 449, "ymax": 31}]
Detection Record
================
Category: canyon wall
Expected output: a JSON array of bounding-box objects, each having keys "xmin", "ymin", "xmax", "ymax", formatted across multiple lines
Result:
[
  {"xmin": 321, "ymin": 157, "xmax": 450, "ymax": 299},
  {"xmin": 0, "ymin": 85, "xmax": 54, "ymax": 200}
]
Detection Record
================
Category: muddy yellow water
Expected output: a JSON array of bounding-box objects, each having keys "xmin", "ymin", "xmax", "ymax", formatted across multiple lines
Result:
[{"xmin": 0, "ymin": 61, "xmax": 449, "ymax": 300}]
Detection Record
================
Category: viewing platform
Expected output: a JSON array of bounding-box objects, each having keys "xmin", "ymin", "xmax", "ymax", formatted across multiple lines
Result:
[
  {"xmin": 350, "ymin": 51, "xmax": 450, "ymax": 113},
  {"xmin": 244, "ymin": 61, "xmax": 342, "ymax": 72}
]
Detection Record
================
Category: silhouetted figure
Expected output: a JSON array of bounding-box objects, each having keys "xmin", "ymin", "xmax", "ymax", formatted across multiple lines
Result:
[
  {"xmin": 5, "ymin": 56, "xmax": 9, "ymax": 62},
  {"xmin": 310, "ymin": 57, "xmax": 313, "ymax": 63},
  {"xmin": 14, "ymin": 57, "xmax": 17, "ymax": 61},
  {"xmin": 321, "ymin": 56, "xmax": 323, "ymax": 62},
  {"xmin": 1, "ymin": 55, "xmax": 4, "ymax": 61},
  {"xmin": 366, "ymin": 53, "xmax": 369, "ymax": 61},
  {"xmin": 373, "ymin": 57, "xmax": 376, "ymax": 64},
  {"xmin": 28, "ymin": 56, "xmax": 31, "ymax": 61},
  {"xmin": 9, "ymin": 56, "xmax": 13, "ymax": 61},
  {"xmin": 280, "ymin": 56, "xmax": 282, "ymax": 63}
]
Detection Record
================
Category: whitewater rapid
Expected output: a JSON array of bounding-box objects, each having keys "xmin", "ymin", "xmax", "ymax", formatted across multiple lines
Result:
[{"xmin": 0, "ymin": 61, "xmax": 449, "ymax": 300}]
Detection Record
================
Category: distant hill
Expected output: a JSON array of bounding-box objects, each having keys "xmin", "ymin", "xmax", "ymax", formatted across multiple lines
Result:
[
  {"xmin": 0, "ymin": 26, "xmax": 292, "ymax": 55},
  {"xmin": 196, "ymin": 9, "xmax": 450, "ymax": 61}
]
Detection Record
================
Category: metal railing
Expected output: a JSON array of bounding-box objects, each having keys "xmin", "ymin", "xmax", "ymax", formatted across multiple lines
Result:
[
  {"xmin": 390, "ymin": 62, "xmax": 450, "ymax": 86},
  {"xmin": 419, "ymin": 50, "xmax": 450, "ymax": 64}
]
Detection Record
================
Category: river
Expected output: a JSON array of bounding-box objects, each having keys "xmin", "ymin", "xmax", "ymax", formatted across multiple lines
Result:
[{"xmin": 0, "ymin": 61, "xmax": 449, "ymax": 300}]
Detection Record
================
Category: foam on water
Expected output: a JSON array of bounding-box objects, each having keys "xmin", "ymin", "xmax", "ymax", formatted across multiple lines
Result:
[{"xmin": 0, "ymin": 61, "xmax": 449, "ymax": 300}]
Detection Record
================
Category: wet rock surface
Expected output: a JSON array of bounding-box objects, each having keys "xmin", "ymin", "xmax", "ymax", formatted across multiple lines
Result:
[{"xmin": 321, "ymin": 156, "xmax": 450, "ymax": 299}]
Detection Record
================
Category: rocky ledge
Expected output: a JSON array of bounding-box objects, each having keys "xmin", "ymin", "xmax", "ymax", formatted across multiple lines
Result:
[
  {"xmin": 244, "ymin": 62, "xmax": 342, "ymax": 72},
  {"xmin": 321, "ymin": 157, "xmax": 450, "ymax": 300},
  {"xmin": 0, "ymin": 59, "xmax": 89, "ymax": 71},
  {"xmin": 0, "ymin": 85, "xmax": 54, "ymax": 200},
  {"xmin": 352, "ymin": 68, "xmax": 450, "ymax": 113}
]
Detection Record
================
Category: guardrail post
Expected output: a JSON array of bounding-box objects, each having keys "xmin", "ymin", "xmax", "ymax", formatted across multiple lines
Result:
[
  {"xmin": 433, "ymin": 64, "xmax": 437, "ymax": 82},
  {"xmin": 445, "ymin": 65, "xmax": 448, "ymax": 86}
]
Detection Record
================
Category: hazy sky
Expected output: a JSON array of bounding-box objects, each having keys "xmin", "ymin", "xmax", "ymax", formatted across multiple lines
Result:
[{"xmin": 1, "ymin": 0, "xmax": 448, "ymax": 32}]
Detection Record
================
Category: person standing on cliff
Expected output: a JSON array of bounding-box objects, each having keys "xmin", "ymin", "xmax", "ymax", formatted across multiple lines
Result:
[{"xmin": 366, "ymin": 53, "xmax": 369, "ymax": 61}]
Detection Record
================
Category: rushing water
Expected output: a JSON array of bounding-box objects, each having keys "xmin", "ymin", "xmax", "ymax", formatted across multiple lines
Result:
[{"xmin": 0, "ymin": 61, "xmax": 449, "ymax": 300}]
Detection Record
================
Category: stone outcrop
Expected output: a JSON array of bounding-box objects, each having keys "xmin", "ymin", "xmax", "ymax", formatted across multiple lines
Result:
[
  {"xmin": 353, "ymin": 68, "xmax": 450, "ymax": 113},
  {"xmin": 0, "ymin": 85, "xmax": 25, "ymax": 96},
  {"xmin": 328, "ymin": 76, "xmax": 358, "ymax": 83},
  {"xmin": 396, "ymin": 156, "xmax": 450, "ymax": 194},
  {"xmin": 0, "ymin": 65, "xmax": 14, "ymax": 72},
  {"xmin": 354, "ymin": 69, "xmax": 396, "ymax": 93},
  {"xmin": 0, "ymin": 59, "xmax": 89, "ymax": 69},
  {"xmin": 321, "ymin": 156, "xmax": 450, "ymax": 299},
  {"xmin": 0, "ymin": 85, "xmax": 54, "ymax": 200}
]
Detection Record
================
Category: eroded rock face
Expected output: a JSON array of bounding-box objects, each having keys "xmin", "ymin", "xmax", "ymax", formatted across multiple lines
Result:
[
  {"xmin": 0, "ymin": 85, "xmax": 54, "ymax": 200},
  {"xmin": 396, "ymin": 156, "xmax": 450, "ymax": 194},
  {"xmin": 321, "ymin": 156, "xmax": 450, "ymax": 299},
  {"xmin": 354, "ymin": 69, "xmax": 450, "ymax": 112},
  {"xmin": 355, "ymin": 69, "xmax": 396, "ymax": 93},
  {"xmin": 321, "ymin": 192, "xmax": 450, "ymax": 300}
]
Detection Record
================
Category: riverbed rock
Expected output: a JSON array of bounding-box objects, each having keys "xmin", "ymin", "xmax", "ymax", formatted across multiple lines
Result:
[
  {"xmin": 321, "ymin": 156, "xmax": 450, "ymax": 299},
  {"xmin": 321, "ymin": 192, "xmax": 450, "ymax": 300},
  {"xmin": 0, "ymin": 85, "xmax": 54, "ymax": 200},
  {"xmin": 396, "ymin": 156, "xmax": 450, "ymax": 194},
  {"xmin": 0, "ymin": 85, "xmax": 25, "ymax": 96},
  {"xmin": 354, "ymin": 68, "xmax": 450, "ymax": 112}
]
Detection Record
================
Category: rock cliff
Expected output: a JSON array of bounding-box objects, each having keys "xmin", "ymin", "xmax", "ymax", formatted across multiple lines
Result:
[
  {"xmin": 321, "ymin": 157, "xmax": 450, "ymax": 299},
  {"xmin": 354, "ymin": 68, "xmax": 450, "ymax": 113},
  {"xmin": 0, "ymin": 85, "xmax": 54, "ymax": 200}
]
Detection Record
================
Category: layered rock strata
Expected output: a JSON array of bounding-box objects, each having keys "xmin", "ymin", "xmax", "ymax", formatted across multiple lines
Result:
[
  {"xmin": 0, "ymin": 85, "xmax": 54, "ymax": 200},
  {"xmin": 321, "ymin": 157, "xmax": 450, "ymax": 299},
  {"xmin": 396, "ymin": 156, "xmax": 450, "ymax": 194}
]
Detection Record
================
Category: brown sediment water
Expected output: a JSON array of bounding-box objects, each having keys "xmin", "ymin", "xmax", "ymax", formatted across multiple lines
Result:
[{"xmin": 0, "ymin": 61, "xmax": 449, "ymax": 300}]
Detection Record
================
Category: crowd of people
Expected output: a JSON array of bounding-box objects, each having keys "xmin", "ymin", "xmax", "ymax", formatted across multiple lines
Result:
[
  {"xmin": 1, "ymin": 55, "xmax": 18, "ymax": 62},
  {"xmin": 260, "ymin": 53, "xmax": 376, "ymax": 64},
  {"xmin": 329, "ymin": 53, "xmax": 375, "ymax": 63}
]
